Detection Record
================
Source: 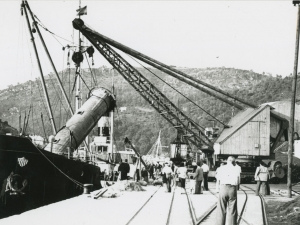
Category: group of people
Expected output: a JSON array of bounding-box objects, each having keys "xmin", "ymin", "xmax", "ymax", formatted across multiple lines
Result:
[
  {"xmin": 117, "ymin": 156, "xmax": 271, "ymax": 225},
  {"xmin": 158, "ymin": 160, "xmax": 210, "ymax": 194}
]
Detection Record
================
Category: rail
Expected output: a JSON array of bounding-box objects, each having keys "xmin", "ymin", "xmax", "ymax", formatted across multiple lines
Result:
[{"xmin": 241, "ymin": 185, "xmax": 269, "ymax": 225}]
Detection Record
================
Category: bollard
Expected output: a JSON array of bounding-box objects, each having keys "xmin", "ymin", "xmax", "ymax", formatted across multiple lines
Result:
[{"xmin": 83, "ymin": 184, "xmax": 93, "ymax": 194}]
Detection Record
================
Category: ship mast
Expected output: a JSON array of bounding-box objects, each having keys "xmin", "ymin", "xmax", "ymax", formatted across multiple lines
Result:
[
  {"xmin": 21, "ymin": 1, "xmax": 57, "ymax": 134},
  {"xmin": 76, "ymin": 0, "xmax": 82, "ymax": 111},
  {"xmin": 24, "ymin": 0, "xmax": 74, "ymax": 116}
]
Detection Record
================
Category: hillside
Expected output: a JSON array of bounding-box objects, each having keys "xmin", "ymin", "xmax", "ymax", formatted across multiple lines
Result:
[{"xmin": 0, "ymin": 67, "xmax": 299, "ymax": 156}]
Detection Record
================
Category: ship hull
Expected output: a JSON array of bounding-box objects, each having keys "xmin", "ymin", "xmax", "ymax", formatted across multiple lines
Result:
[{"xmin": 0, "ymin": 135, "xmax": 102, "ymax": 219}]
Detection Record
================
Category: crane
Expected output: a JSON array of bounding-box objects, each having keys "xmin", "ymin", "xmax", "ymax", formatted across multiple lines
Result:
[{"xmin": 72, "ymin": 18, "xmax": 214, "ymax": 155}]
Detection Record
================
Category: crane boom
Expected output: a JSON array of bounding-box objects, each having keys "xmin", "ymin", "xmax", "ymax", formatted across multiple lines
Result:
[
  {"xmin": 72, "ymin": 19, "xmax": 213, "ymax": 149},
  {"xmin": 72, "ymin": 19, "xmax": 257, "ymax": 110}
]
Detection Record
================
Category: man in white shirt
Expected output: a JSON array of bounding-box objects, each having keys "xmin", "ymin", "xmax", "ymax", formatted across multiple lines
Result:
[
  {"xmin": 216, "ymin": 156, "xmax": 239, "ymax": 225},
  {"xmin": 162, "ymin": 163, "xmax": 173, "ymax": 192},
  {"xmin": 201, "ymin": 160, "xmax": 209, "ymax": 191},
  {"xmin": 176, "ymin": 162, "xmax": 188, "ymax": 194}
]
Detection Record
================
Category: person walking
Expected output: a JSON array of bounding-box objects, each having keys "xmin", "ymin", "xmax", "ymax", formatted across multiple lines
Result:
[
  {"xmin": 149, "ymin": 163, "xmax": 154, "ymax": 179},
  {"xmin": 216, "ymin": 156, "xmax": 240, "ymax": 225},
  {"xmin": 162, "ymin": 162, "xmax": 173, "ymax": 192},
  {"xmin": 176, "ymin": 162, "xmax": 188, "ymax": 194},
  {"xmin": 194, "ymin": 162, "xmax": 203, "ymax": 194},
  {"xmin": 141, "ymin": 167, "xmax": 149, "ymax": 183},
  {"xmin": 118, "ymin": 159, "xmax": 130, "ymax": 180},
  {"xmin": 201, "ymin": 160, "xmax": 209, "ymax": 191},
  {"xmin": 254, "ymin": 161, "xmax": 269, "ymax": 196}
]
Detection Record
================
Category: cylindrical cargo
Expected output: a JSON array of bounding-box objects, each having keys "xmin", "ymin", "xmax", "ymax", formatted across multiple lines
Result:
[{"xmin": 44, "ymin": 88, "xmax": 115, "ymax": 154}]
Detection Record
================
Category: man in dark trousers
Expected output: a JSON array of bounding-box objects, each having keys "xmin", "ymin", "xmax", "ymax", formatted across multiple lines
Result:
[
  {"xmin": 194, "ymin": 162, "xmax": 203, "ymax": 194},
  {"xmin": 216, "ymin": 156, "xmax": 240, "ymax": 225},
  {"xmin": 118, "ymin": 159, "xmax": 130, "ymax": 180},
  {"xmin": 149, "ymin": 163, "xmax": 154, "ymax": 179},
  {"xmin": 201, "ymin": 160, "xmax": 209, "ymax": 191}
]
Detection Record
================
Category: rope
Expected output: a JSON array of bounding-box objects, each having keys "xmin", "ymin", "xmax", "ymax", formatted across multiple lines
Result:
[
  {"xmin": 72, "ymin": 67, "xmax": 91, "ymax": 92},
  {"xmin": 47, "ymin": 73, "xmax": 69, "ymax": 114},
  {"xmin": 36, "ymin": 78, "xmax": 50, "ymax": 121},
  {"xmin": 34, "ymin": 15, "xmax": 73, "ymax": 45},
  {"xmin": 84, "ymin": 52, "xmax": 97, "ymax": 86},
  {"xmin": 34, "ymin": 145, "xmax": 83, "ymax": 187},
  {"xmin": 127, "ymin": 54, "xmax": 227, "ymax": 127}
]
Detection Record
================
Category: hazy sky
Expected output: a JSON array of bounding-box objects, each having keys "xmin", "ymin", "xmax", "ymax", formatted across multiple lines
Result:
[{"xmin": 0, "ymin": 0, "xmax": 298, "ymax": 90}]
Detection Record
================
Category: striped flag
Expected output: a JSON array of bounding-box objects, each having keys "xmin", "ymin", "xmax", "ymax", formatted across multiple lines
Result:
[
  {"xmin": 18, "ymin": 157, "xmax": 28, "ymax": 167},
  {"xmin": 76, "ymin": 6, "xmax": 87, "ymax": 16}
]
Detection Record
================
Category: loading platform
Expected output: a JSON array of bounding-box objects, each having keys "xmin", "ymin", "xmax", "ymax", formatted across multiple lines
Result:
[{"xmin": 1, "ymin": 182, "xmax": 299, "ymax": 225}]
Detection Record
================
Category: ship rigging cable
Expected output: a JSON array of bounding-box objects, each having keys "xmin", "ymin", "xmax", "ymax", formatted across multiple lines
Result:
[
  {"xmin": 126, "ymin": 53, "xmax": 228, "ymax": 128},
  {"xmin": 34, "ymin": 14, "xmax": 73, "ymax": 45},
  {"xmin": 34, "ymin": 145, "xmax": 83, "ymax": 187},
  {"xmin": 84, "ymin": 52, "xmax": 97, "ymax": 86}
]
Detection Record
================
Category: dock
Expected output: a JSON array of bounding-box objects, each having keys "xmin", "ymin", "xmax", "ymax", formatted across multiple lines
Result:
[{"xmin": 2, "ymin": 182, "xmax": 297, "ymax": 225}]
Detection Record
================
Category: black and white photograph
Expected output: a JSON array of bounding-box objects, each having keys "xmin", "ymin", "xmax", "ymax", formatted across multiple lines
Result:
[{"xmin": 1, "ymin": 0, "xmax": 300, "ymax": 224}]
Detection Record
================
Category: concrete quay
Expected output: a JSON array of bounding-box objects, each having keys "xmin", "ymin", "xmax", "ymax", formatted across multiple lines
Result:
[{"xmin": 1, "ymin": 182, "xmax": 298, "ymax": 225}]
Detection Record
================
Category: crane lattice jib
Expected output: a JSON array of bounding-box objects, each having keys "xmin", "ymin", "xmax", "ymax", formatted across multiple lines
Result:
[{"xmin": 73, "ymin": 19, "xmax": 212, "ymax": 149}]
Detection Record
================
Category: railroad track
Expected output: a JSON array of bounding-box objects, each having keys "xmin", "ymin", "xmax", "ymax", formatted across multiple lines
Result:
[
  {"xmin": 190, "ymin": 189, "xmax": 218, "ymax": 225},
  {"xmin": 240, "ymin": 185, "xmax": 269, "ymax": 225},
  {"xmin": 125, "ymin": 184, "xmax": 194, "ymax": 225},
  {"xmin": 126, "ymin": 183, "xmax": 270, "ymax": 225},
  {"xmin": 187, "ymin": 185, "xmax": 268, "ymax": 225},
  {"xmin": 125, "ymin": 185, "xmax": 162, "ymax": 225}
]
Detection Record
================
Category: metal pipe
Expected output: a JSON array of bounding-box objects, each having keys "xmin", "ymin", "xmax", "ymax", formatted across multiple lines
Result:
[
  {"xmin": 124, "ymin": 137, "xmax": 149, "ymax": 170},
  {"xmin": 44, "ymin": 88, "xmax": 115, "ymax": 154},
  {"xmin": 24, "ymin": 1, "xmax": 74, "ymax": 116},
  {"xmin": 22, "ymin": 2, "xmax": 57, "ymax": 134},
  {"xmin": 288, "ymin": 4, "xmax": 300, "ymax": 198},
  {"xmin": 76, "ymin": 20, "xmax": 256, "ymax": 109}
]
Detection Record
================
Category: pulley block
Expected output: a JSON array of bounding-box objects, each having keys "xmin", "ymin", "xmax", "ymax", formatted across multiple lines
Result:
[
  {"xmin": 72, "ymin": 51, "xmax": 84, "ymax": 65},
  {"xmin": 87, "ymin": 46, "xmax": 95, "ymax": 58}
]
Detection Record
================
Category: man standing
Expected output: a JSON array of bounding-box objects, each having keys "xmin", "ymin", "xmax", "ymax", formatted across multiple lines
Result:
[
  {"xmin": 176, "ymin": 162, "xmax": 188, "ymax": 194},
  {"xmin": 118, "ymin": 159, "xmax": 130, "ymax": 180},
  {"xmin": 162, "ymin": 163, "xmax": 173, "ymax": 192},
  {"xmin": 201, "ymin": 160, "xmax": 209, "ymax": 191},
  {"xmin": 194, "ymin": 162, "xmax": 203, "ymax": 194},
  {"xmin": 149, "ymin": 163, "xmax": 154, "ymax": 179},
  {"xmin": 216, "ymin": 156, "xmax": 240, "ymax": 225}
]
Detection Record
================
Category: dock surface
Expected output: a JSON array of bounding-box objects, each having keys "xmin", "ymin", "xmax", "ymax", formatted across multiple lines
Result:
[{"xmin": 1, "ymin": 182, "xmax": 299, "ymax": 225}]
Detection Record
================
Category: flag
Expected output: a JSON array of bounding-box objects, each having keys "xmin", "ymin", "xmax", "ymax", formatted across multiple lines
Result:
[
  {"xmin": 18, "ymin": 157, "xmax": 28, "ymax": 167},
  {"xmin": 76, "ymin": 6, "xmax": 87, "ymax": 16}
]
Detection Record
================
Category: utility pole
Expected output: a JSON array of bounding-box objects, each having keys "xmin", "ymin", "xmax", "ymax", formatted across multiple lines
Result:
[{"xmin": 288, "ymin": 1, "xmax": 300, "ymax": 198}]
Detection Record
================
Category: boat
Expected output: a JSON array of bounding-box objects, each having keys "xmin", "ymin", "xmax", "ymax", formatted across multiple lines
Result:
[{"xmin": 0, "ymin": 1, "xmax": 116, "ymax": 218}]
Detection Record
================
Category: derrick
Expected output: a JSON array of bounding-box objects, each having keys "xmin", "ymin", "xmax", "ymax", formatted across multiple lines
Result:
[{"xmin": 73, "ymin": 19, "xmax": 213, "ymax": 150}]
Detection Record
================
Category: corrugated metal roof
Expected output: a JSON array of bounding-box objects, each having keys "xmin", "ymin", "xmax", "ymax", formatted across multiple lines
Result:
[{"xmin": 215, "ymin": 105, "xmax": 270, "ymax": 144}]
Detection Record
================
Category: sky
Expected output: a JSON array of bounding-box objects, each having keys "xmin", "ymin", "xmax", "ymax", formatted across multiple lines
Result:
[{"xmin": 0, "ymin": 0, "xmax": 299, "ymax": 90}]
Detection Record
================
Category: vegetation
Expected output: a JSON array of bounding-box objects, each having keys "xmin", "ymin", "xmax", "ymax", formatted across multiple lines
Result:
[{"xmin": 0, "ymin": 67, "xmax": 299, "ymax": 155}]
